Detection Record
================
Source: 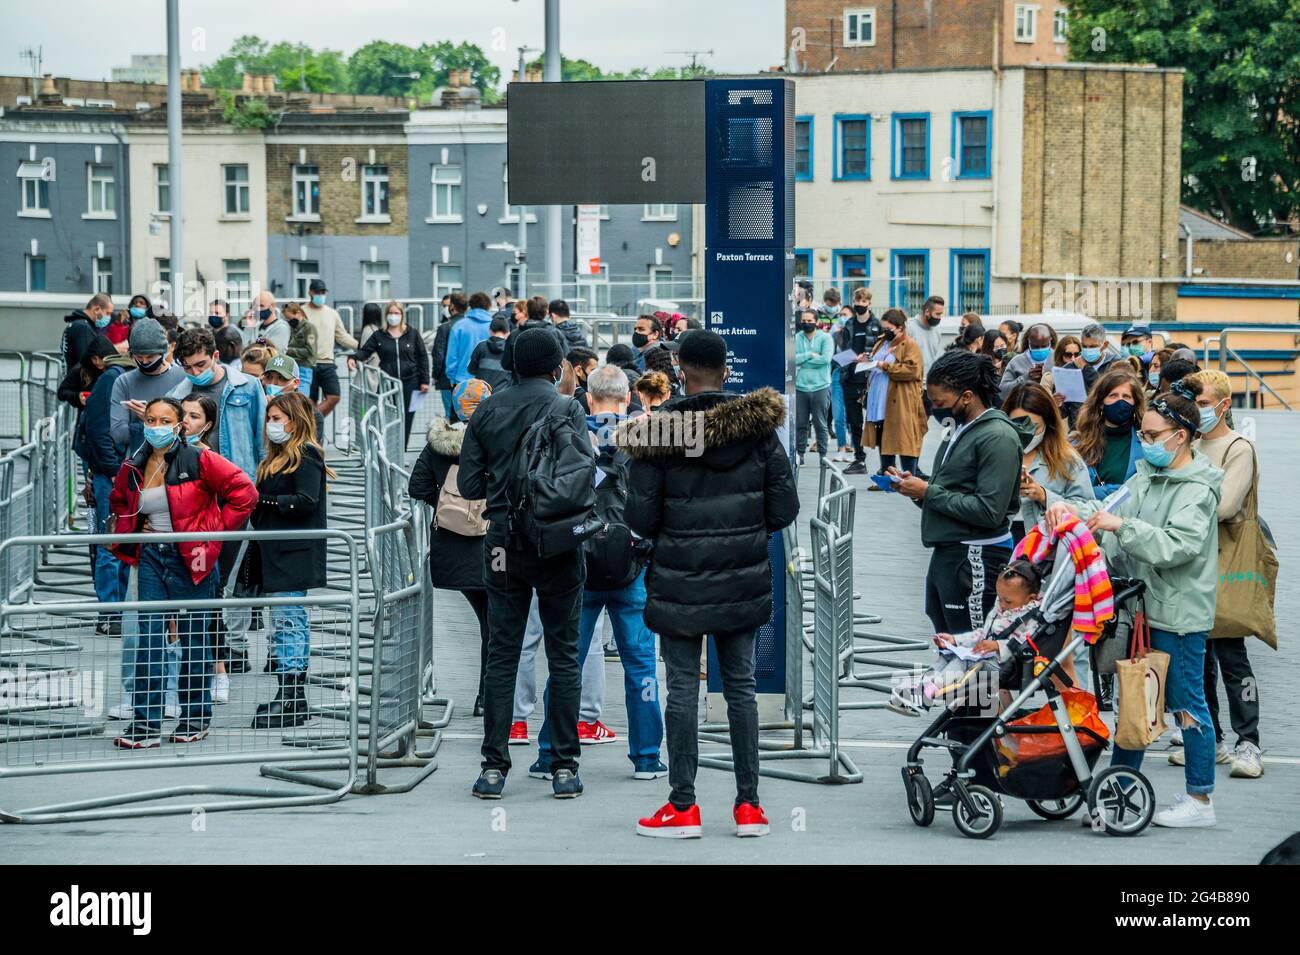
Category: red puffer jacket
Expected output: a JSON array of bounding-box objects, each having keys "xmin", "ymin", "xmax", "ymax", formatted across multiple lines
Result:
[{"xmin": 108, "ymin": 440, "xmax": 259, "ymax": 584}]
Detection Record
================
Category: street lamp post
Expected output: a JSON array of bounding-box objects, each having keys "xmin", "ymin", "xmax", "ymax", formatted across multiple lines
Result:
[
  {"xmin": 544, "ymin": 0, "xmax": 562, "ymax": 302},
  {"xmin": 165, "ymin": 0, "xmax": 183, "ymax": 310}
]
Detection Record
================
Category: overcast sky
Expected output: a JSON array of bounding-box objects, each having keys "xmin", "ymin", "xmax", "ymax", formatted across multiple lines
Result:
[{"xmin": 2, "ymin": 0, "xmax": 786, "ymax": 82}]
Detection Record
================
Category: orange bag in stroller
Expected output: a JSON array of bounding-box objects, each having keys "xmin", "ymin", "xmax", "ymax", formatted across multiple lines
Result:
[{"xmin": 996, "ymin": 688, "xmax": 1110, "ymax": 767}]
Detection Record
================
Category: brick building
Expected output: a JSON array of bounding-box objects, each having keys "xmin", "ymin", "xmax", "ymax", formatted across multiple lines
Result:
[{"xmin": 785, "ymin": 0, "xmax": 1071, "ymax": 73}]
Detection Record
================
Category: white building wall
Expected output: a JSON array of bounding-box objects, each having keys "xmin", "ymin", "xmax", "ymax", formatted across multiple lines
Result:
[
  {"xmin": 790, "ymin": 68, "xmax": 1024, "ymax": 317},
  {"xmin": 127, "ymin": 127, "xmax": 266, "ymax": 315}
]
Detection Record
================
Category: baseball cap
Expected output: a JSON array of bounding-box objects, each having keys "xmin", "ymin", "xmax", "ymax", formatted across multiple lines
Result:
[
  {"xmin": 308, "ymin": 279, "xmax": 327, "ymax": 294},
  {"xmin": 264, "ymin": 355, "xmax": 300, "ymax": 380}
]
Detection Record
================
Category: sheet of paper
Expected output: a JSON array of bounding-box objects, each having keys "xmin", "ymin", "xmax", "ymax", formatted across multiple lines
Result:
[
  {"xmin": 1053, "ymin": 366, "xmax": 1087, "ymax": 404},
  {"xmin": 593, "ymin": 467, "xmax": 607, "ymax": 488},
  {"xmin": 832, "ymin": 349, "xmax": 859, "ymax": 367},
  {"xmin": 939, "ymin": 644, "xmax": 996, "ymax": 663},
  {"xmin": 854, "ymin": 360, "xmax": 877, "ymax": 374},
  {"xmin": 408, "ymin": 390, "xmax": 427, "ymax": 412}
]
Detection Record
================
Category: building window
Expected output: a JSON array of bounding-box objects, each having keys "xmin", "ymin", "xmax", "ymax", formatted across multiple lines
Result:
[
  {"xmin": 506, "ymin": 264, "xmax": 525, "ymax": 297},
  {"xmin": 224, "ymin": 259, "xmax": 252, "ymax": 316},
  {"xmin": 433, "ymin": 263, "xmax": 463, "ymax": 301},
  {"xmin": 953, "ymin": 111, "xmax": 991, "ymax": 179},
  {"xmin": 1015, "ymin": 4, "xmax": 1039, "ymax": 42},
  {"xmin": 19, "ymin": 167, "xmax": 50, "ymax": 215},
  {"xmin": 224, "ymin": 164, "xmax": 250, "ymax": 215},
  {"xmin": 292, "ymin": 260, "xmax": 320, "ymax": 300},
  {"xmin": 361, "ymin": 164, "xmax": 389, "ymax": 219},
  {"xmin": 795, "ymin": 116, "xmax": 813, "ymax": 181},
  {"xmin": 642, "ymin": 203, "xmax": 678, "ymax": 221},
  {"xmin": 951, "ymin": 249, "xmax": 990, "ymax": 315},
  {"xmin": 362, "ymin": 261, "xmax": 391, "ymax": 301},
  {"xmin": 793, "ymin": 248, "xmax": 813, "ymax": 280},
  {"xmin": 1052, "ymin": 8, "xmax": 1068, "ymax": 43},
  {"xmin": 292, "ymin": 164, "xmax": 320, "ymax": 218},
  {"xmin": 157, "ymin": 257, "xmax": 171, "ymax": 287},
  {"xmin": 87, "ymin": 163, "xmax": 115, "ymax": 216},
  {"xmin": 892, "ymin": 114, "xmax": 929, "ymax": 180},
  {"xmin": 501, "ymin": 165, "xmax": 536, "ymax": 223},
  {"xmin": 92, "ymin": 256, "xmax": 113, "ymax": 294},
  {"xmin": 26, "ymin": 255, "xmax": 47, "ymax": 292},
  {"xmin": 649, "ymin": 265, "xmax": 673, "ymax": 298},
  {"xmin": 431, "ymin": 165, "xmax": 464, "ymax": 221},
  {"xmin": 154, "ymin": 164, "xmax": 170, "ymax": 214},
  {"xmin": 890, "ymin": 250, "xmax": 929, "ymax": 312},
  {"xmin": 843, "ymin": 8, "xmax": 877, "ymax": 47},
  {"xmin": 833, "ymin": 249, "xmax": 870, "ymax": 297},
  {"xmin": 834, "ymin": 115, "xmax": 871, "ymax": 180}
]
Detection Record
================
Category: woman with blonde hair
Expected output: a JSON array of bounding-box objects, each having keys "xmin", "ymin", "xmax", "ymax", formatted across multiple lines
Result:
[
  {"xmin": 245, "ymin": 391, "xmax": 333, "ymax": 728},
  {"xmin": 634, "ymin": 371, "xmax": 671, "ymax": 412}
]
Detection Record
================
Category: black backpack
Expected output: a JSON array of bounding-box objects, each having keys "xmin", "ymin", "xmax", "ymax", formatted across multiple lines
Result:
[
  {"xmin": 583, "ymin": 448, "xmax": 649, "ymax": 590},
  {"xmin": 506, "ymin": 396, "xmax": 599, "ymax": 557}
]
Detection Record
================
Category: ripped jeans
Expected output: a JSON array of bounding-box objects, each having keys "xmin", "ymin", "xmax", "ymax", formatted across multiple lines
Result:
[{"xmin": 1111, "ymin": 628, "xmax": 1215, "ymax": 796}]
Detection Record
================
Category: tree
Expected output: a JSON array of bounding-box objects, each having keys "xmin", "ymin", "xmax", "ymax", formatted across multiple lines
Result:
[
  {"xmin": 1067, "ymin": 0, "xmax": 1300, "ymax": 232},
  {"xmin": 347, "ymin": 40, "xmax": 433, "ymax": 97},
  {"xmin": 201, "ymin": 35, "xmax": 348, "ymax": 93},
  {"xmin": 523, "ymin": 55, "xmax": 714, "ymax": 83}
]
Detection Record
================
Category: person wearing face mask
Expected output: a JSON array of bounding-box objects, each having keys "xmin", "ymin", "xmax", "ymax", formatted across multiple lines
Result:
[
  {"xmin": 1182, "ymin": 371, "xmax": 1271, "ymax": 780},
  {"xmin": 126, "ymin": 293, "xmax": 153, "ymax": 326},
  {"xmin": 260, "ymin": 355, "xmax": 326, "ymax": 443},
  {"xmin": 300, "ymin": 280, "xmax": 358, "ymax": 420},
  {"xmin": 109, "ymin": 318, "xmax": 188, "ymax": 452},
  {"xmin": 980, "ymin": 329, "xmax": 1009, "ymax": 377},
  {"xmin": 997, "ymin": 322, "xmax": 1059, "ymax": 402},
  {"xmin": 793, "ymin": 308, "xmax": 833, "ymax": 466},
  {"xmin": 207, "ymin": 298, "xmax": 230, "ymax": 331},
  {"xmin": 837, "ymin": 288, "xmax": 881, "ymax": 474},
  {"xmin": 241, "ymin": 392, "xmax": 331, "ymax": 729},
  {"xmin": 348, "ymin": 299, "xmax": 431, "ymax": 441},
  {"xmin": 107, "ymin": 397, "xmax": 258, "ymax": 749},
  {"xmin": 888, "ymin": 350, "xmax": 1034, "ymax": 635},
  {"xmin": 1121, "ymin": 322, "xmax": 1155, "ymax": 372},
  {"xmin": 864, "ymin": 308, "xmax": 927, "ymax": 480},
  {"xmin": 1046, "ymin": 388, "xmax": 1224, "ymax": 829},
  {"xmin": 905, "ymin": 295, "xmax": 946, "ymax": 375},
  {"xmin": 61, "ymin": 293, "xmax": 115, "ymax": 387},
  {"xmin": 1079, "ymin": 322, "xmax": 1123, "ymax": 374},
  {"xmin": 1002, "ymin": 381, "xmax": 1094, "ymax": 541},
  {"xmin": 279, "ymin": 301, "xmax": 318, "ymax": 396},
  {"xmin": 241, "ymin": 289, "xmax": 291, "ymax": 355},
  {"xmin": 169, "ymin": 326, "xmax": 266, "ymax": 481},
  {"xmin": 1073, "ymin": 367, "xmax": 1145, "ymax": 498}
]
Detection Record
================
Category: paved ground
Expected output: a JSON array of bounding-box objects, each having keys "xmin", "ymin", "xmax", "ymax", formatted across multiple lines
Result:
[{"xmin": 3, "ymin": 397, "xmax": 1298, "ymax": 863}]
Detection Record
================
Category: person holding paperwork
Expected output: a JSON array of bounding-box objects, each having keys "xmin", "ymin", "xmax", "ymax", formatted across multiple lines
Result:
[
  {"xmin": 998, "ymin": 322, "xmax": 1058, "ymax": 403},
  {"xmin": 349, "ymin": 300, "xmax": 429, "ymax": 441},
  {"xmin": 864, "ymin": 309, "xmax": 927, "ymax": 481}
]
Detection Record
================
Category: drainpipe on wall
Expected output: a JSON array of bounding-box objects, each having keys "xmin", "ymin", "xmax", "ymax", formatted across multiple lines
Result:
[
  {"xmin": 110, "ymin": 125, "xmax": 129, "ymax": 297},
  {"xmin": 989, "ymin": 10, "xmax": 1002, "ymax": 291},
  {"xmin": 1183, "ymin": 223, "xmax": 1193, "ymax": 278}
]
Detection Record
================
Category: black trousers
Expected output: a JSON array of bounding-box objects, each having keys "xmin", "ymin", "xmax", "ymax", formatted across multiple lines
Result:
[
  {"xmin": 1204, "ymin": 636, "xmax": 1260, "ymax": 747},
  {"xmin": 480, "ymin": 525, "xmax": 585, "ymax": 774},
  {"xmin": 924, "ymin": 542, "xmax": 1010, "ymax": 634},
  {"xmin": 843, "ymin": 376, "xmax": 867, "ymax": 462}
]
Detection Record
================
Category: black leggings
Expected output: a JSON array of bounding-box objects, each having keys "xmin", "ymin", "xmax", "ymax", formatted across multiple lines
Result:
[
  {"xmin": 878, "ymin": 453, "xmax": 918, "ymax": 475},
  {"xmin": 461, "ymin": 589, "xmax": 490, "ymax": 701}
]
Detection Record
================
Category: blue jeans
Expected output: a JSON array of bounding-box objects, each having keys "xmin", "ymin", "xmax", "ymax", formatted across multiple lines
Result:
[
  {"xmin": 91, "ymin": 472, "xmax": 130, "ymax": 614},
  {"xmin": 537, "ymin": 571, "xmax": 664, "ymax": 769},
  {"xmin": 267, "ymin": 592, "xmax": 310, "ymax": 672},
  {"xmin": 132, "ymin": 544, "xmax": 216, "ymax": 732},
  {"xmin": 831, "ymin": 374, "xmax": 848, "ymax": 447},
  {"xmin": 1111, "ymin": 628, "xmax": 1215, "ymax": 796}
]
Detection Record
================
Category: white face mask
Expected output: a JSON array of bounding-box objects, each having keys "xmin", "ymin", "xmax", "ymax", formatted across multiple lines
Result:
[
  {"xmin": 386, "ymin": 312, "xmax": 403, "ymax": 327},
  {"xmin": 1024, "ymin": 430, "xmax": 1045, "ymax": 454},
  {"xmin": 266, "ymin": 420, "xmax": 292, "ymax": 445}
]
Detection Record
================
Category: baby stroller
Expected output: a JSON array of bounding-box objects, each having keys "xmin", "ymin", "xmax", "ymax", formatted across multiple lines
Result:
[{"xmin": 900, "ymin": 538, "xmax": 1154, "ymax": 839}]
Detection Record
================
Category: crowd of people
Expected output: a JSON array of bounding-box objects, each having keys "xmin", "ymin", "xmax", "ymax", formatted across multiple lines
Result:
[{"xmin": 54, "ymin": 278, "xmax": 1276, "ymax": 838}]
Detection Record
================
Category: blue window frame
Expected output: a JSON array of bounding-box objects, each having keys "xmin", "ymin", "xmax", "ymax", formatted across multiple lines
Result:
[
  {"xmin": 833, "ymin": 248, "xmax": 871, "ymax": 297},
  {"xmin": 892, "ymin": 113, "xmax": 929, "ymax": 180},
  {"xmin": 951, "ymin": 111, "xmax": 992, "ymax": 180},
  {"xmin": 793, "ymin": 248, "xmax": 813, "ymax": 279},
  {"xmin": 949, "ymin": 249, "xmax": 990, "ymax": 315},
  {"xmin": 890, "ymin": 249, "xmax": 929, "ymax": 312},
  {"xmin": 795, "ymin": 116, "xmax": 814, "ymax": 181},
  {"xmin": 833, "ymin": 114, "xmax": 871, "ymax": 180}
]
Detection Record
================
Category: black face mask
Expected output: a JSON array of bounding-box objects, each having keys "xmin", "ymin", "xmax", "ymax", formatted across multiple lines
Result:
[
  {"xmin": 853, "ymin": 304, "xmax": 869, "ymax": 316},
  {"xmin": 207, "ymin": 314, "xmax": 224, "ymax": 329},
  {"xmin": 993, "ymin": 347, "xmax": 1007, "ymax": 360},
  {"xmin": 135, "ymin": 355, "xmax": 165, "ymax": 375},
  {"xmin": 931, "ymin": 394, "xmax": 968, "ymax": 428},
  {"xmin": 631, "ymin": 332, "xmax": 650, "ymax": 349},
  {"xmin": 926, "ymin": 315, "xmax": 942, "ymax": 327},
  {"xmin": 259, "ymin": 308, "xmax": 274, "ymax": 322},
  {"xmin": 800, "ymin": 322, "xmax": 817, "ymax": 333},
  {"xmin": 881, "ymin": 328, "xmax": 897, "ymax": 342}
]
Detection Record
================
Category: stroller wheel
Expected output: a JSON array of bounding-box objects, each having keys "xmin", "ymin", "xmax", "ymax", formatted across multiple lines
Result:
[
  {"xmin": 952, "ymin": 784, "xmax": 1003, "ymax": 839},
  {"xmin": 902, "ymin": 768, "xmax": 934, "ymax": 827},
  {"xmin": 1026, "ymin": 794, "xmax": 1085, "ymax": 821},
  {"xmin": 1086, "ymin": 766, "xmax": 1155, "ymax": 836}
]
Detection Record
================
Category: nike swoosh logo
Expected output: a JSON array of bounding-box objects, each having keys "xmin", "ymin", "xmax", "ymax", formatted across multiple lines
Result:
[{"xmin": 661, "ymin": 814, "xmax": 675, "ymax": 822}]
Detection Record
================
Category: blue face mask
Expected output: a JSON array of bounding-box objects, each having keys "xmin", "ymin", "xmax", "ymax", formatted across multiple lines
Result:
[
  {"xmin": 208, "ymin": 314, "xmax": 225, "ymax": 329},
  {"xmin": 129, "ymin": 306, "xmax": 147, "ymax": 320},
  {"xmin": 1029, "ymin": 347, "xmax": 1052, "ymax": 363},
  {"xmin": 310, "ymin": 295, "xmax": 325, "ymax": 307},
  {"xmin": 143, "ymin": 425, "xmax": 177, "ymax": 450},
  {"xmin": 1140, "ymin": 432, "xmax": 1180, "ymax": 468},
  {"xmin": 94, "ymin": 314, "xmax": 112, "ymax": 328},
  {"xmin": 1148, "ymin": 370, "xmax": 1160, "ymax": 387},
  {"xmin": 1199, "ymin": 404, "xmax": 1222, "ymax": 433},
  {"xmin": 265, "ymin": 383, "xmax": 284, "ymax": 398},
  {"xmin": 259, "ymin": 307, "xmax": 274, "ymax": 321},
  {"xmin": 1127, "ymin": 343, "xmax": 1146, "ymax": 358},
  {"xmin": 185, "ymin": 432, "xmax": 205, "ymax": 446},
  {"xmin": 1081, "ymin": 346, "xmax": 1101, "ymax": 364},
  {"xmin": 186, "ymin": 363, "xmax": 216, "ymax": 386}
]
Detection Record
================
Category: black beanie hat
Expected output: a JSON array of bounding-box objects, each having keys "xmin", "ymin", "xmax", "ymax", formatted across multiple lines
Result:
[{"xmin": 513, "ymin": 327, "xmax": 564, "ymax": 378}]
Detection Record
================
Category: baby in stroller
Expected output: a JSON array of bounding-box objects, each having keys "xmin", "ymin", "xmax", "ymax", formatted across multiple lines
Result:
[{"xmin": 890, "ymin": 559, "xmax": 1042, "ymax": 716}]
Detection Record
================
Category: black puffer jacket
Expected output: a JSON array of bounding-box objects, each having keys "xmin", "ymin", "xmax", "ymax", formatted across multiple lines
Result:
[
  {"xmin": 620, "ymin": 387, "xmax": 799, "ymax": 637},
  {"xmin": 246, "ymin": 444, "xmax": 328, "ymax": 593},
  {"xmin": 408, "ymin": 419, "xmax": 486, "ymax": 592}
]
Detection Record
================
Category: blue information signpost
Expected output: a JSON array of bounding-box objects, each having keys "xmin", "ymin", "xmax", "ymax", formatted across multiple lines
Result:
[{"xmin": 703, "ymin": 78, "xmax": 796, "ymax": 696}]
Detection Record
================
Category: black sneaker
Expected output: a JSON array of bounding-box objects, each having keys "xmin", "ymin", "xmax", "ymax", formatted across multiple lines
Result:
[
  {"xmin": 112, "ymin": 724, "xmax": 161, "ymax": 749},
  {"xmin": 552, "ymin": 769, "xmax": 584, "ymax": 799},
  {"xmin": 95, "ymin": 619, "xmax": 122, "ymax": 637},
  {"xmin": 472, "ymin": 769, "xmax": 506, "ymax": 800},
  {"xmin": 844, "ymin": 461, "xmax": 867, "ymax": 475},
  {"xmin": 169, "ymin": 723, "xmax": 209, "ymax": 744}
]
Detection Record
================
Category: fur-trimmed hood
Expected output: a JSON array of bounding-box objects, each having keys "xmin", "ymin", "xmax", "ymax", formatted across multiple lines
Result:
[
  {"xmin": 616, "ymin": 387, "xmax": 785, "ymax": 468},
  {"xmin": 426, "ymin": 418, "xmax": 466, "ymax": 457}
]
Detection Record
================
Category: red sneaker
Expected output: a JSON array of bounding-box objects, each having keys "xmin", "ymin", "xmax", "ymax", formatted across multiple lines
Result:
[
  {"xmin": 636, "ymin": 802, "xmax": 703, "ymax": 839},
  {"xmin": 508, "ymin": 721, "xmax": 530, "ymax": 745},
  {"xmin": 577, "ymin": 720, "xmax": 617, "ymax": 745},
  {"xmin": 734, "ymin": 802, "xmax": 770, "ymax": 838}
]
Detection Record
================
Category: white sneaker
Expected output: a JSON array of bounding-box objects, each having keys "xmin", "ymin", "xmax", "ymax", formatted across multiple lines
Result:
[
  {"xmin": 1168, "ymin": 725, "xmax": 1183, "ymax": 747},
  {"xmin": 165, "ymin": 703, "xmax": 180, "ymax": 720},
  {"xmin": 1152, "ymin": 793, "xmax": 1216, "ymax": 829},
  {"xmin": 1229, "ymin": 741, "xmax": 1264, "ymax": 779},
  {"xmin": 1168, "ymin": 739, "xmax": 1230, "ymax": 766},
  {"xmin": 212, "ymin": 674, "xmax": 230, "ymax": 705},
  {"xmin": 106, "ymin": 702, "xmax": 133, "ymax": 720}
]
